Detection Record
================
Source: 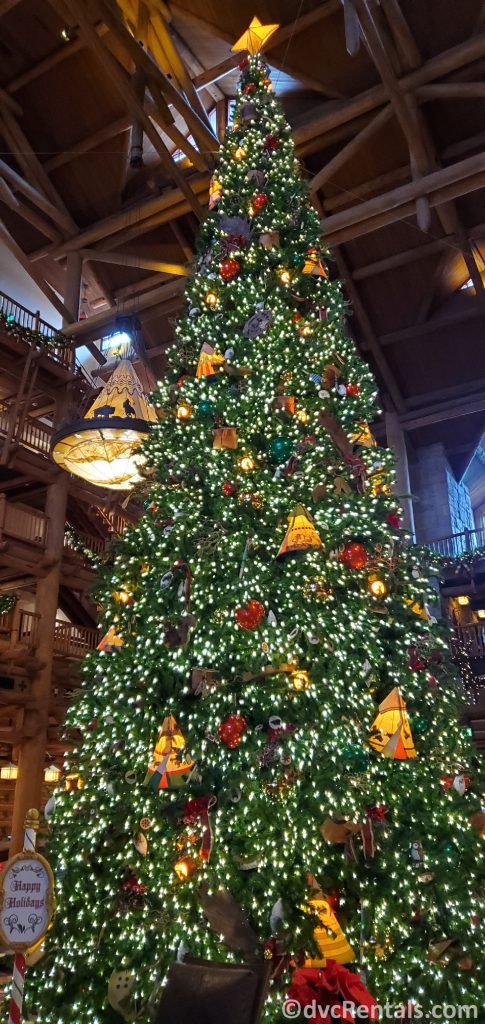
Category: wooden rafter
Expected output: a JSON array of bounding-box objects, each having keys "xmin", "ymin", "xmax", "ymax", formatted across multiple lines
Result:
[
  {"xmin": 56, "ymin": 0, "xmax": 206, "ymax": 219},
  {"xmin": 78, "ymin": 248, "xmax": 190, "ymax": 275}
]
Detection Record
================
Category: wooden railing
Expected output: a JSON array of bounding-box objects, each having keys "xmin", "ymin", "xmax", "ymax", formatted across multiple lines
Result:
[
  {"xmin": 0, "ymin": 497, "xmax": 48, "ymax": 547},
  {"xmin": 1, "ymin": 611, "xmax": 98, "ymax": 658},
  {"xmin": 53, "ymin": 620, "xmax": 99, "ymax": 657},
  {"xmin": 0, "ymin": 290, "xmax": 74, "ymax": 371},
  {"xmin": 428, "ymin": 527, "xmax": 485, "ymax": 559},
  {"xmin": 0, "ymin": 406, "xmax": 52, "ymax": 457}
]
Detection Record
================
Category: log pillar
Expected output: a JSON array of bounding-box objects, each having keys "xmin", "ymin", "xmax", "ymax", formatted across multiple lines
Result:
[
  {"xmin": 9, "ymin": 471, "xmax": 68, "ymax": 853},
  {"xmin": 9, "ymin": 260, "xmax": 81, "ymax": 854},
  {"xmin": 385, "ymin": 410, "xmax": 416, "ymax": 539}
]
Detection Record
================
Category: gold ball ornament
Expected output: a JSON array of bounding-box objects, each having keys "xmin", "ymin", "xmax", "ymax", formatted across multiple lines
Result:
[
  {"xmin": 176, "ymin": 403, "xmax": 192, "ymax": 420},
  {"xmin": 205, "ymin": 289, "xmax": 219, "ymax": 308},
  {"xmin": 290, "ymin": 669, "xmax": 311, "ymax": 691},
  {"xmin": 240, "ymin": 454, "xmax": 256, "ymax": 472},
  {"xmin": 232, "ymin": 145, "xmax": 247, "ymax": 161},
  {"xmin": 367, "ymin": 574, "xmax": 388, "ymax": 598}
]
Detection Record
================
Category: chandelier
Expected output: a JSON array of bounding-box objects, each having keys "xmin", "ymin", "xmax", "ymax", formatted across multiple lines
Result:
[{"xmin": 52, "ymin": 358, "xmax": 157, "ymax": 489}]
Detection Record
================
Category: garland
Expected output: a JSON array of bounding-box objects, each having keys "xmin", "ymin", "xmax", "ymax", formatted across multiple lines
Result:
[
  {"xmin": 0, "ymin": 309, "xmax": 71, "ymax": 352},
  {"xmin": 0, "ymin": 595, "xmax": 17, "ymax": 615}
]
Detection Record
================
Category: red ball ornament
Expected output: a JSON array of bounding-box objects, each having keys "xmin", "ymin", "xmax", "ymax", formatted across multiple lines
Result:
[
  {"xmin": 239, "ymin": 58, "xmax": 249, "ymax": 71},
  {"xmin": 219, "ymin": 258, "xmax": 240, "ymax": 281},
  {"xmin": 222, "ymin": 481, "xmax": 237, "ymax": 496},
  {"xmin": 252, "ymin": 192, "xmax": 268, "ymax": 211},
  {"xmin": 264, "ymin": 134, "xmax": 280, "ymax": 152},
  {"xmin": 219, "ymin": 714, "xmax": 247, "ymax": 749},
  {"xmin": 292, "ymin": 312, "xmax": 303, "ymax": 324},
  {"xmin": 339, "ymin": 542, "xmax": 368, "ymax": 570},
  {"xmin": 386, "ymin": 509, "xmax": 402, "ymax": 528},
  {"xmin": 235, "ymin": 599, "xmax": 265, "ymax": 630},
  {"xmin": 243, "ymin": 83, "xmax": 256, "ymax": 94},
  {"xmin": 346, "ymin": 383, "xmax": 360, "ymax": 397}
]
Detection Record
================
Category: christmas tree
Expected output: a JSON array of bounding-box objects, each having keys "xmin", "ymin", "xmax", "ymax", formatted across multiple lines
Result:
[{"xmin": 28, "ymin": 41, "xmax": 483, "ymax": 1024}]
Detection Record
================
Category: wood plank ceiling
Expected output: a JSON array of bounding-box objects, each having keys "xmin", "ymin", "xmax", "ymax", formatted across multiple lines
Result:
[{"xmin": 1, "ymin": 0, "xmax": 485, "ymax": 476}]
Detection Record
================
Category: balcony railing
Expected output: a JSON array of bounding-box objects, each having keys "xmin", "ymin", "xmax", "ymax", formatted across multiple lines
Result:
[
  {"xmin": 0, "ymin": 610, "xmax": 98, "ymax": 658},
  {"xmin": 427, "ymin": 527, "xmax": 485, "ymax": 559},
  {"xmin": 64, "ymin": 531, "xmax": 110, "ymax": 556},
  {"xmin": 0, "ymin": 497, "xmax": 48, "ymax": 547},
  {"xmin": 0, "ymin": 290, "xmax": 74, "ymax": 371}
]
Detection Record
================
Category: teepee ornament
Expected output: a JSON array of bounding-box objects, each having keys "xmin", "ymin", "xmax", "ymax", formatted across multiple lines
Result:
[
  {"xmin": 369, "ymin": 687, "xmax": 416, "ymax": 760},
  {"xmin": 277, "ymin": 504, "xmax": 322, "ymax": 560},
  {"xmin": 144, "ymin": 715, "xmax": 195, "ymax": 791},
  {"xmin": 196, "ymin": 342, "xmax": 225, "ymax": 379}
]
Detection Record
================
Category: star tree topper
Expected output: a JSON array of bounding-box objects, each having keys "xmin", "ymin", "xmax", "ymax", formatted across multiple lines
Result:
[{"xmin": 232, "ymin": 16, "xmax": 280, "ymax": 55}]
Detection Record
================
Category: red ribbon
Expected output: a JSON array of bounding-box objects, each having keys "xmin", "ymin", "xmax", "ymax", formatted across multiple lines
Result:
[
  {"xmin": 365, "ymin": 803, "xmax": 388, "ymax": 823},
  {"xmin": 183, "ymin": 795, "xmax": 216, "ymax": 861},
  {"xmin": 288, "ymin": 962, "xmax": 378, "ymax": 1021}
]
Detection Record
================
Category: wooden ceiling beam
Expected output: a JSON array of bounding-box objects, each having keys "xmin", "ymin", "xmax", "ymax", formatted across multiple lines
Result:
[
  {"xmin": 296, "ymin": 30, "xmax": 485, "ymax": 145},
  {"xmin": 147, "ymin": 5, "xmax": 214, "ymax": 134},
  {"xmin": 31, "ymin": 172, "xmax": 210, "ymax": 260},
  {"xmin": 355, "ymin": 0, "xmax": 432, "ymax": 230},
  {"xmin": 63, "ymin": 275, "xmax": 185, "ymax": 338},
  {"xmin": 168, "ymin": 1, "xmax": 346, "ymax": 99},
  {"xmin": 0, "ymin": 221, "xmax": 75, "ymax": 323},
  {"xmin": 401, "ymin": 393, "xmax": 485, "ymax": 430},
  {"xmin": 60, "ymin": 0, "xmax": 205, "ymax": 219},
  {"xmin": 78, "ymin": 247, "xmax": 190, "ymax": 275},
  {"xmin": 376, "ymin": 305, "xmax": 482, "ymax": 346},
  {"xmin": 379, "ymin": 0, "xmax": 421, "ymax": 70},
  {"xmin": 417, "ymin": 81, "xmax": 485, "ymax": 99},
  {"xmin": 43, "ymin": 117, "xmax": 131, "ymax": 173},
  {"xmin": 352, "ymin": 236, "xmax": 457, "ymax": 279},
  {"xmin": 332, "ymin": 245, "xmax": 405, "ymax": 412},
  {"xmin": 309, "ymin": 105, "xmax": 392, "ymax": 195},
  {"xmin": 94, "ymin": 0, "xmax": 218, "ymax": 158},
  {"xmin": 0, "ymin": 157, "xmax": 73, "ymax": 234},
  {"xmin": 6, "ymin": 23, "xmax": 109, "ymax": 95}
]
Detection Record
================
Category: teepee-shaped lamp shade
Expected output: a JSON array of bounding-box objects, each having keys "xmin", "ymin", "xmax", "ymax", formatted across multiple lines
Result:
[
  {"xmin": 52, "ymin": 359, "xmax": 158, "ymax": 490},
  {"xmin": 277, "ymin": 503, "xmax": 322, "ymax": 559}
]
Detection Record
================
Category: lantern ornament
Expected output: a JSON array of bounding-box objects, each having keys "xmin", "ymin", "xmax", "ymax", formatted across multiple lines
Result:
[
  {"xmin": 174, "ymin": 855, "xmax": 198, "ymax": 881},
  {"xmin": 277, "ymin": 504, "xmax": 322, "ymax": 560},
  {"xmin": 52, "ymin": 359, "xmax": 157, "ymax": 490},
  {"xmin": 144, "ymin": 715, "xmax": 195, "ymax": 791},
  {"xmin": 369, "ymin": 687, "xmax": 416, "ymax": 760},
  {"xmin": 367, "ymin": 574, "xmax": 388, "ymax": 598}
]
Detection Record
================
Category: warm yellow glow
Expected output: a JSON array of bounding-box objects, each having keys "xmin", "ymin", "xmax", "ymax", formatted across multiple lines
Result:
[
  {"xmin": 233, "ymin": 145, "xmax": 247, "ymax": 161},
  {"xmin": 457, "ymin": 595, "xmax": 470, "ymax": 606},
  {"xmin": 240, "ymin": 454, "xmax": 256, "ymax": 472},
  {"xmin": 477, "ymin": 608, "xmax": 485, "ymax": 619},
  {"xmin": 295, "ymin": 408, "xmax": 309, "ymax": 424},
  {"xmin": 205, "ymin": 290, "xmax": 219, "ymax": 308},
  {"xmin": 231, "ymin": 16, "xmax": 279, "ymax": 55},
  {"xmin": 290, "ymin": 669, "xmax": 311, "ymax": 691},
  {"xmin": 0, "ymin": 762, "xmax": 18, "ymax": 780},
  {"xmin": 176, "ymin": 403, "xmax": 192, "ymax": 420},
  {"xmin": 368, "ymin": 574, "xmax": 388, "ymax": 598},
  {"xmin": 174, "ymin": 855, "xmax": 197, "ymax": 881},
  {"xmin": 52, "ymin": 359, "xmax": 157, "ymax": 490},
  {"xmin": 44, "ymin": 764, "xmax": 62, "ymax": 783},
  {"xmin": 278, "ymin": 268, "xmax": 291, "ymax": 285},
  {"xmin": 65, "ymin": 772, "xmax": 84, "ymax": 791},
  {"xmin": 112, "ymin": 589, "xmax": 133, "ymax": 605}
]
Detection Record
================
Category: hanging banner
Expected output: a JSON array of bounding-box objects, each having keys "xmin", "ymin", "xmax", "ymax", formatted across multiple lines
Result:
[{"xmin": 0, "ymin": 851, "xmax": 55, "ymax": 951}]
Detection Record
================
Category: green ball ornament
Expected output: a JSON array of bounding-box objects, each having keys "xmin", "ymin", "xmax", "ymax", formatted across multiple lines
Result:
[
  {"xmin": 269, "ymin": 436, "xmax": 293, "ymax": 463},
  {"xmin": 342, "ymin": 744, "xmax": 369, "ymax": 773},
  {"xmin": 198, "ymin": 399, "xmax": 216, "ymax": 419},
  {"xmin": 414, "ymin": 716, "xmax": 429, "ymax": 735},
  {"xmin": 291, "ymin": 252, "xmax": 305, "ymax": 270}
]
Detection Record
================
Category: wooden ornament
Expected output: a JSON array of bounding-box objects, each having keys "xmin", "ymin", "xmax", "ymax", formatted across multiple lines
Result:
[{"xmin": 212, "ymin": 426, "xmax": 239, "ymax": 449}]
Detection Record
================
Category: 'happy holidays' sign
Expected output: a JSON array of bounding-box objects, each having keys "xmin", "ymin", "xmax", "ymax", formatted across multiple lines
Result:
[{"xmin": 0, "ymin": 852, "xmax": 54, "ymax": 950}]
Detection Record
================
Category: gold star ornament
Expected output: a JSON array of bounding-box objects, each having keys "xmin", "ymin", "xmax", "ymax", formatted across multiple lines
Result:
[{"xmin": 232, "ymin": 16, "xmax": 280, "ymax": 55}]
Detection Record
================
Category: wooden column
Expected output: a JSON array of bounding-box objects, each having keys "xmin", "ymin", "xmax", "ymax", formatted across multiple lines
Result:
[
  {"xmin": 385, "ymin": 410, "xmax": 416, "ymax": 540},
  {"xmin": 9, "ymin": 261, "xmax": 80, "ymax": 853},
  {"xmin": 9, "ymin": 470, "xmax": 69, "ymax": 853}
]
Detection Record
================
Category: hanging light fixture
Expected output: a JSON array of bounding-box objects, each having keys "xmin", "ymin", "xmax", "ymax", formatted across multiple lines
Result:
[
  {"xmin": 52, "ymin": 359, "xmax": 158, "ymax": 490},
  {"xmin": 44, "ymin": 764, "xmax": 62, "ymax": 783},
  {"xmin": 0, "ymin": 762, "xmax": 18, "ymax": 780}
]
